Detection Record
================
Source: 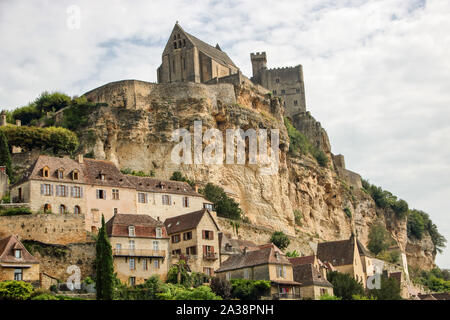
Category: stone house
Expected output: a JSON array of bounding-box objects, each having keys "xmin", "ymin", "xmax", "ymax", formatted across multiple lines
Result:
[
  {"xmin": 126, "ymin": 175, "xmax": 213, "ymax": 221},
  {"xmin": 9, "ymin": 154, "xmax": 137, "ymax": 232},
  {"xmin": 164, "ymin": 209, "xmax": 221, "ymax": 276},
  {"xmin": 215, "ymin": 243, "xmax": 301, "ymax": 300},
  {"xmin": 0, "ymin": 235, "xmax": 40, "ymax": 283},
  {"xmin": 316, "ymin": 235, "xmax": 367, "ymax": 288},
  {"xmin": 219, "ymin": 232, "xmax": 258, "ymax": 264},
  {"xmin": 106, "ymin": 214, "xmax": 170, "ymax": 286},
  {"xmin": 157, "ymin": 23, "xmax": 239, "ymax": 84},
  {"xmin": 291, "ymin": 263, "xmax": 334, "ymax": 300}
]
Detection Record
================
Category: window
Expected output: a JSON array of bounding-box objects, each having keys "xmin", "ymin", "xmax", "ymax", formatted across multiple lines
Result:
[
  {"xmin": 96, "ymin": 189, "xmax": 106, "ymax": 200},
  {"xmin": 171, "ymin": 234, "xmax": 181, "ymax": 243},
  {"xmin": 174, "ymin": 42, "xmax": 177, "ymax": 49},
  {"xmin": 41, "ymin": 184, "xmax": 52, "ymax": 196},
  {"xmin": 59, "ymin": 205, "xmax": 66, "ymax": 214},
  {"xmin": 112, "ymin": 189, "xmax": 120, "ymax": 200},
  {"xmin": 154, "ymin": 259, "xmax": 160, "ymax": 269},
  {"xmin": 14, "ymin": 269, "xmax": 23, "ymax": 281},
  {"xmin": 203, "ymin": 268, "xmax": 212, "ymax": 276},
  {"xmin": 186, "ymin": 246, "xmax": 197, "ymax": 255},
  {"xmin": 204, "ymin": 203, "xmax": 213, "ymax": 211},
  {"xmin": 162, "ymin": 195, "xmax": 171, "ymax": 205},
  {"xmin": 14, "ymin": 249, "xmax": 21, "ymax": 259},
  {"xmin": 172, "ymin": 249, "xmax": 181, "ymax": 255},
  {"xmin": 129, "ymin": 258, "xmax": 135, "ymax": 270},
  {"xmin": 74, "ymin": 205, "xmax": 81, "ymax": 215},
  {"xmin": 56, "ymin": 185, "xmax": 68, "ymax": 197},
  {"xmin": 182, "ymin": 196, "xmax": 189, "ymax": 207},
  {"xmin": 71, "ymin": 186, "xmax": 82, "ymax": 198},
  {"xmin": 244, "ymin": 268, "xmax": 249, "ymax": 279},
  {"xmin": 100, "ymin": 174, "xmax": 106, "ymax": 181},
  {"xmin": 128, "ymin": 226, "xmax": 135, "ymax": 237},
  {"xmin": 294, "ymin": 100, "xmax": 298, "ymax": 106},
  {"xmin": 273, "ymin": 90, "xmax": 277, "ymax": 95},
  {"xmin": 143, "ymin": 259, "xmax": 148, "ymax": 270},
  {"xmin": 72, "ymin": 170, "xmax": 79, "ymax": 180},
  {"xmin": 203, "ymin": 230, "xmax": 214, "ymax": 240},
  {"xmin": 156, "ymin": 228, "xmax": 162, "ymax": 238},
  {"xmin": 57, "ymin": 170, "xmax": 64, "ymax": 179},
  {"xmin": 276, "ymin": 78, "xmax": 280, "ymax": 83},
  {"xmin": 129, "ymin": 240, "xmax": 135, "ymax": 250},
  {"xmin": 296, "ymin": 88, "xmax": 301, "ymax": 93},
  {"xmin": 114, "ymin": 208, "xmax": 118, "ymax": 215},
  {"xmin": 129, "ymin": 277, "xmax": 136, "ymax": 286},
  {"xmin": 43, "ymin": 167, "xmax": 49, "ymax": 177},
  {"xmin": 183, "ymin": 231, "xmax": 192, "ymax": 241},
  {"xmin": 138, "ymin": 193, "xmax": 148, "ymax": 203},
  {"xmin": 116, "ymin": 243, "xmax": 121, "ymax": 252},
  {"xmin": 153, "ymin": 241, "xmax": 159, "ymax": 251},
  {"xmin": 281, "ymin": 89, "xmax": 286, "ymax": 94},
  {"xmin": 277, "ymin": 265, "xmax": 286, "ymax": 278}
]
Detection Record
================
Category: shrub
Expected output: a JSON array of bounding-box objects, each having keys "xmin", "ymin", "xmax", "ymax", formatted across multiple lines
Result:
[
  {"xmin": 210, "ymin": 277, "xmax": 231, "ymax": 299},
  {"xmin": 270, "ymin": 231, "xmax": 290, "ymax": 251},
  {"xmin": 0, "ymin": 207, "xmax": 32, "ymax": 216},
  {"xmin": 230, "ymin": 279, "xmax": 271, "ymax": 300},
  {"xmin": 368, "ymin": 275, "xmax": 402, "ymax": 300},
  {"xmin": 0, "ymin": 281, "xmax": 34, "ymax": 300},
  {"xmin": 11, "ymin": 104, "xmax": 42, "ymax": 126},
  {"xmin": 407, "ymin": 209, "xmax": 446, "ymax": 254},
  {"xmin": 320, "ymin": 293, "xmax": 342, "ymax": 300},
  {"xmin": 157, "ymin": 284, "xmax": 221, "ymax": 300},
  {"xmin": 35, "ymin": 91, "xmax": 71, "ymax": 114},
  {"xmin": 31, "ymin": 293, "xmax": 59, "ymax": 300},
  {"xmin": 368, "ymin": 223, "xmax": 391, "ymax": 255},
  {"xmin": 327, "ymin": 271, "xmax": 364, "ymax": 300},
  {"xmin": 286, "ymin": 250, "xmax": 300, "ymax": 257},
  {"xmin": 121, "ymin": 168, "xmax": 155, "ymax": 178},
  {"xmin": 61, "ymin": 97, "xmax": 96, "ymax": 131},
  {"xmin": 201, "ymin": 183, "xmax": 242, "ymax": 220},
  {"xmin": 343, "ymin": 207, "xmax": 352, "ymax": 219},
  {"xmin": 0, "ymin": 125, "xmax": 79, "ymax": 154},
  {"xmin": 170, "ymin": 171, "xmax": 195, "ymax": 187},
  {"xmin": 294, "ymin": 210, "xmax": 302, "ymax": 226},
  {"xmin": 166, "ymin": 261, "xmax": 192, "ymax": 287}
]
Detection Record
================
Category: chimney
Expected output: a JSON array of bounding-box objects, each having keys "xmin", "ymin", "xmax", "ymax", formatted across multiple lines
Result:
[
  {"xmin": 15, "ymin": 119, "xmax": 21, "ymax": 127},
  {"xmin": 0, "ymin": 111, "xmax": 6, "ymax": 127},
  {"xmin": 78, "ymin": 154, "xmax": 84, "ymax": 164},
  {"xmin": 194, "ymin": 185, "xmax": 199, "ymax": 193}
]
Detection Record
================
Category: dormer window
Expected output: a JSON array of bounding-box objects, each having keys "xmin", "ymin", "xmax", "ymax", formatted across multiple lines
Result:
[
  {"xmin": 100, "ymin": 174, "xmax": 106, "ymax": 181},
  {"xmin": 128, "ymin": 226, "xmax": 135, "ymax": 237},
  {"xmin": 156, "ymin": 227, "xmax": 162, "ymax": 238},
  {"xmin": 14, "ymin": 249, "xmax": 22, "ymax": 259},
  {"xmin": 57, "ymin": 169, "xmax": 64, "ymax": 179},
  {"xmin": 72, "ymin": 170, "xmax": 79, "ymax": 180},
  {"xmin": 43, "ymin": 167, "xmax": 50, "ymax": 178}
]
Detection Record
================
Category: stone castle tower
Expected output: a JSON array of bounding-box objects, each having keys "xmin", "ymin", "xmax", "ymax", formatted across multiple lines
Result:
[
  {"xmin": 250, "ymin": 52, "xmax": 306, "ymax": 118},
  {"xmin": 157, "ymin": 23, "xmax": 239, "ymax": 84}
]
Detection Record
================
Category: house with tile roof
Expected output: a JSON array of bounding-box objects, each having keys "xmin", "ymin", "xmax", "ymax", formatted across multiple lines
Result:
[
  {"xmin": 0, "ymin": 235, "xmax": 40, "ymax": 283},
  {"xmin": 157, "ymin": 23, "xmax": 239, "ymax": 84},
  {"xmin": 316, "ymin": 234, "xmax": 367, "ymax": 287},
  {"xmin": 164, "ymin": 209, "xmax": 221, "ymax": 276},
  {"xmin": 106, "ymin": 214, "xmax": 170, "ymax": 285},
  {"xmin": 127, "ymin": 175, "xmax": 213, "ymax": 221},
  {"xmin": 291, "ymin": 263, "xmax": 334, "ymax": 299},
  {"xmin": 216, "ymin": 243, "xmax": 302, "ymax": 300},
  {"xmin": 219, "ymin": 232, "xmax": 258, "ymax": 264}
]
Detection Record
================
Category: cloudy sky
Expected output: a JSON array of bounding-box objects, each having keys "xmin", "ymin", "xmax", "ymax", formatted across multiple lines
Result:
[{"xmin": 1, "ymin": 0, "xmax": 449, "ymax": 267}]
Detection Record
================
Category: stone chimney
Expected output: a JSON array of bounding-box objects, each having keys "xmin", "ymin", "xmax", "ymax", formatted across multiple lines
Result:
[
  {"xmin": 77, "ymin": 154, "xmax": 84, "ymax": 164},
  {"xmin": 15, "ymin": 119, "xmax": 21, "ymax": 127},
  {"xmin": 0, "ymin": 111, "xmax": 6, "ymax": 127},
  {"xmin": 194, "ymin": 185, "xmax": 199, "ymax": 193}
]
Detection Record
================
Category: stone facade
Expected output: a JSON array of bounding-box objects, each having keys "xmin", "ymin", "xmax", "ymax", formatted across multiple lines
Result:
[
  {"xmin": 250, "ymin": 52, "xmax": 306, "ymax": 118},
  {"xmin": 157, "ymin": 23, "xmax": 239, "ymax": 84}
]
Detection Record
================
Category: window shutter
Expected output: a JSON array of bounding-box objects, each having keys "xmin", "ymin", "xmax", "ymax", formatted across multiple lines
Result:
[
  {"xmin": 80, "ymin": 187, "xmax": 83, "ymax": 198},
  {"xmin": 203, "ymin": 245, "xmax": 207, "ymax": 255},
  {"xmin": 145, "ymin": 193, "xmax": 148, "ymax": 203},
  {"xmin": 202, "ymin": 230, "xmax": 206, "ymax": 239},
  {"xmin": 211, "ymin": 246, "xmax": 214, "ymax": 253},
  {"xmin": 40, "ymin": 184, "xmax": 44, "ymax": 195},
  {"xmin": 70, "ymin": 187, "xmax": 73, "ymax": 197},
  {"xmin": 96, "ymin": 190, "xmax": 99, "ymax": 199},
  {"xmin": 210, "ymin": 231, "xmax": 214, "ymax": 240},
  {"xmin": 50, "ymin": 185, "xmax": 54, "ymax": 195},
  {"xmin": 104, "ymin": 190, "xmax": 106, "ymax": 200}
]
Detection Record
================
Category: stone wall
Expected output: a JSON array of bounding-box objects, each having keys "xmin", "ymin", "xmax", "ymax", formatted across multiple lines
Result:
[
  {"xmin": 0, "ymin": 169, "xmax": 7, "ymax": 200},
  {"xmin": 0, "ymin": 214, "xmax": 90, "ymax": 245}
]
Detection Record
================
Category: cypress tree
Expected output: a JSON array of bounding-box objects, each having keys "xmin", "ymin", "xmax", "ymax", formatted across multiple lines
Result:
[
  {"xmin": 95, "ymin": 215, "xmax": 114, "ymax": 300},
  {"xmin": 0, "ymin": 131, "xmax": 12, "ymax": 179}
]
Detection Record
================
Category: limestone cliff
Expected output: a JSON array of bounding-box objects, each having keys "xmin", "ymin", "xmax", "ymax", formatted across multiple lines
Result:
[{"xmin": 52, "ymin": 79, "xmax": 436, "ymax": 270}]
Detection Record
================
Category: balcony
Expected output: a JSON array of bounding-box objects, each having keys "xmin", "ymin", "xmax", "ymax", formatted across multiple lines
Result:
[
  {"xmin": 203, "ymin": 252, "xmax": 218, "ymax": 261},
  {"xmin": 112, "ymin": 249, "xmax": 166, "ymax": 258}
]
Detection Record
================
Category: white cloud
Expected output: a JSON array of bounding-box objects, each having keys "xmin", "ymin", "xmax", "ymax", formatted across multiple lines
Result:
[{"xmin": 1, "ymin": 0, "xmax": 449, "ymax": 267}]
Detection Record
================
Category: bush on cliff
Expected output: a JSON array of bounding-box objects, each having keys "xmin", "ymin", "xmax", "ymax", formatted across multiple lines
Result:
[
  {"xmin": 201, "ymin": 183, "xmax": 242, "ymax": 220},
  {"xmin": 0, "ymin": 125, "xmax": 79, "ymax": 154},
  {"xmin": 170, "ymin": 171, "xmax": 195, "ymax": 187},
  {"xmin": 368, "ymin": 223, "xmax": 391, "ymax": 255},
  {"xmin": 407, "ymin": 209, "xmax": 447, "ymax": 254},
  {"xmin": 270, "ymin": 231, "xmax": 290, "ymax": 251}
]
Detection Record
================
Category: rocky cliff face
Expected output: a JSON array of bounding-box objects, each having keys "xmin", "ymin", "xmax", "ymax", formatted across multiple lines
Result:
[{"xmin": 61, "ymin": 79, "xmax": 436, "ymax": 270}]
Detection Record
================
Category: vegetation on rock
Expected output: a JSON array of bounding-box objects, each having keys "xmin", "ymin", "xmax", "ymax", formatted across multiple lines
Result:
[
  {"xmin": 170, "ymin": 171, "xmax": 195, "ymax": 187},
  {"xmin": 201, "ymin": 183, "xmax": 242, "ymax": 220},
  {"xmin": 270, "ymin": 231, "xmax": 290, "ymax": 251}
]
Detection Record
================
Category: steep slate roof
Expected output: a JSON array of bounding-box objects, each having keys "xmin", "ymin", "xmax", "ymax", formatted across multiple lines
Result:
[
  {"xmin": 164, "ymin": 209, "xmax": 219, "ymax": 235},
  {"xmin": 0, "ymin": 235, "xmax": 39, "ymax": 264},
  {"xmin": 292, "ymin": 263, "xmax": 333, "ymax": 288},
  {"xmin": 289, "ymin": 255, "xmax": 316, "ymax": 266},
  {"xmin": 106, "ymin": 214, "xmax": 168, "ymax": 239},
  {"xmin": 356, "ymin": 239, "xmax": 371, "ymax": 257},
  {"xmin": 316, "ymin": 236, "xmax": 356, "ymax": 266},
  {"xmin": 216, "ymin": 243, "xmax": 290, "ymax": 273},
  {"xmin": 126, "ymin": 175, "xmax": 204, "ymax": 197},
  {"xmin": 221, "ymin": 233, "xmax": 258, "ymax": 254}
]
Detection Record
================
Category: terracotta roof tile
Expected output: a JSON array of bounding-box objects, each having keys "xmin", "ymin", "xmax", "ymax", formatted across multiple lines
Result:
[
  {"xmin": 164, "ymin": 209, "xmax": 219, "ymax": 235},
  {"xmin": 126, "ymin": 175, "xmax": 204, "ymax": 197},
  {"xmin": 292, "ymin": 263, "xmax": 333, "ymax": 288},
  {"xmin": 316, "ymin": 236, "xmax": 356, "ymax": 266},
  {"xmin": 82, "ymin": 159, "xmax": 134, "ymax": 188},
  {"xmin": 106, "ymin": 214, "xmax": 168, "ymax": 239},
  {"xmin": 289, "ymin": 255, "xmax": 316, "ymax": 266}
]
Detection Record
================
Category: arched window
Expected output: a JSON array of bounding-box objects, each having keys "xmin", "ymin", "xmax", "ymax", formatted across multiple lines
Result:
[
  {"xmin": 74, "ymin": 205, "xmax": 81, "ymax": 215},
  {"xmin": 174, "ymin": 42, "xmax": 177, "ymax": 49},
  {"xmin": 43, "ymin": 167, "xmax": 50, "ymax": 178},
  {"xmin": 43, "ymin": 203, "xmax": 52, "ymax": 213},
  {"xmin": 59, "ymin": 204, "xmax": 66, "ymax": 214}
]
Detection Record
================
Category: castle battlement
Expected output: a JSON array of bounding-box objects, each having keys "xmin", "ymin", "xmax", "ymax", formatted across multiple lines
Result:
[{"xmin": 250, "ymin": 51, "xmax": 267, "ymax": 58}]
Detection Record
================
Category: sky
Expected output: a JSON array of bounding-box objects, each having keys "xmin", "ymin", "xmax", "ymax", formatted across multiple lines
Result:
[{"xmin": 0, "ymin": 0, "xmax": 449, "ymax": 268}]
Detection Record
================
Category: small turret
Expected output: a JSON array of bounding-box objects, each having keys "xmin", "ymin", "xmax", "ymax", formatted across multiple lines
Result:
[
  {"xmin": 250, "ymin": 52, "xmax": 267, "ymax": 78},
  {"xmin": 0, "ymin": 110, "xmax": 6, "ymax": 127}
]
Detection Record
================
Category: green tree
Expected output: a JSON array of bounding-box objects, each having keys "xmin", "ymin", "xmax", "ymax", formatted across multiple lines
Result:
[
  {"xmin": 166, "ymin": 260, "xmax": 192, "ymax": 287},
  {"xmin": 230, "ymin": 279, "xmax": 271, "ymax": 300},
  {"xmin": 210, "ymin": 277, "xmax": 231, "ymax": 299},
  {"xmin": 327, "ymin": 271, "xmax": 365, "ymax": 300},
  {"xmin": 35, "ymin": 91, "xmax": 71, "ymax": 114},
  {"xmin": 0, "ymin": 131, "xmax": 12, "ymax": 178},
  {"xmin": 368, "ymin": 275, "xmax": 402, "ymax": 300},
  {"xmin": 368, "ymin": 223, "xmax": 391, "ymax": 255},
  {"xmin": 170, "ymin": 171, "xmax": 195, "ymax": 187},
  {"xmin": 95, "ymin": 215, "xmax": 114, "ymax": 300},
  {"xmin": 202, "ymin": 183, "xmax": 242, "ymax": 220},
  {"xmin": 270, "ymin": 231, "xmax": 290, "ymax": 251}
]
